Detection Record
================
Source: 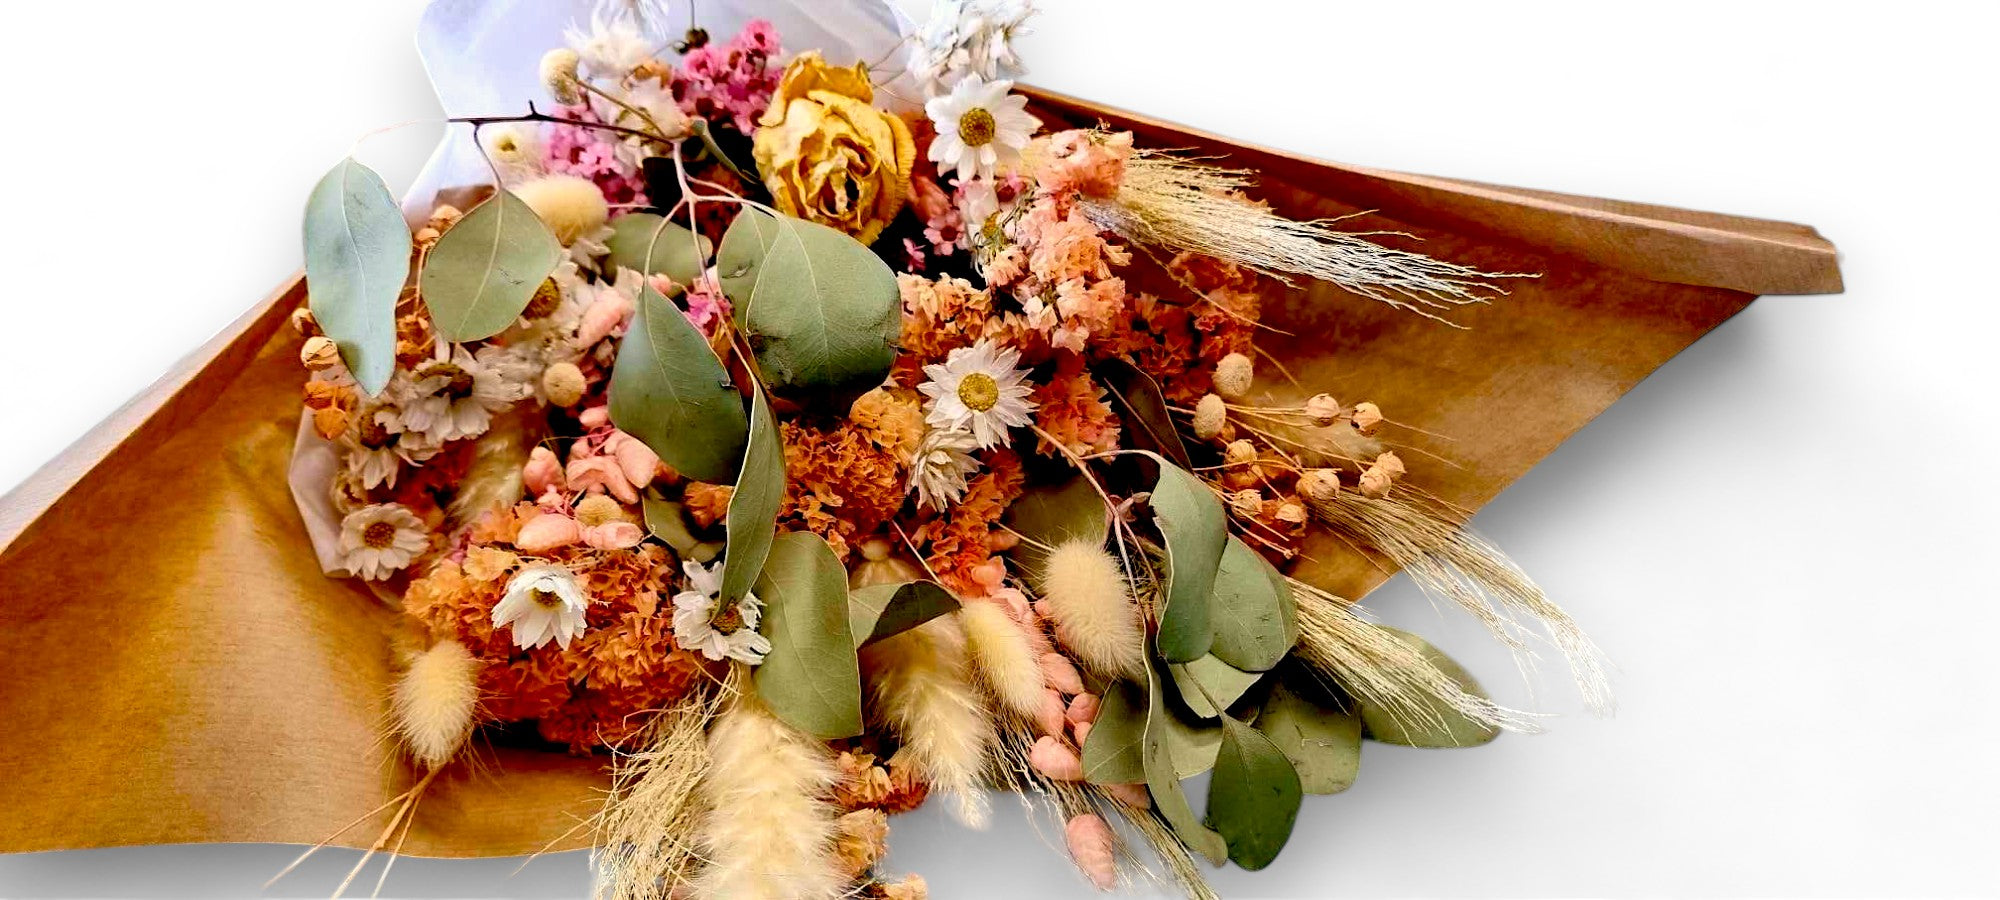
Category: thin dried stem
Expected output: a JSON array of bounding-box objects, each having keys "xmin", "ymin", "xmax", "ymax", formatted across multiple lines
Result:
[{"xmin": 593, "ymin": 673, "xmax": 734, "ymax": 900}]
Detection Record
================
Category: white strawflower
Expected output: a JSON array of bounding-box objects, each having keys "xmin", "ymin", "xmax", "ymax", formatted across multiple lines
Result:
[
  {"xmin": 337, "ymin": 503, "xmax": 430, "ymax": 581},
  {"xmin": 917, "ymin": 338, "xmax": 1037, "ymax": 448},
  {"xmin": 671, "ymin": 560, "xmax": 772, "ymax": 665},
  {"xmin": 908, "ymin": 427, "xmax": 982, "ymax": 510},
  {"xmin": 925, "ymin": 76, "xmax": 1040, "ymax": 182},
  {"xmin": 493, "ymin": 564, "xmax": 591, "ymax": 650},
  {"xmin": 402, "ymin": 345, "xmax": 527, "ymax": 443},
  {"xmin": 912, "ymin": 0, "xmax": 1037, "ymax": 94},
  {"xmin": 565, "ymin": 0, "xmax": 667, "ymax": 79}
]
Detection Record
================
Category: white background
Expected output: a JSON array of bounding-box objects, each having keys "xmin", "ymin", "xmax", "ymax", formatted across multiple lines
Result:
[{"xmin": 3, "ymin": 1, "xmax": 1997, "ymax": 898}]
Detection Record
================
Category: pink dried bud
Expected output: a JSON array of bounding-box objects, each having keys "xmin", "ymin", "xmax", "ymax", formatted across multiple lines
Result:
[
  {"xmin": 1065, "ymin": 692, "xmax": 1102, "ymax": 726},
  {"xmin": 1192, "ymin": 393, "xmax": 1227, "ymax": 440},
  {"xmin": 1040, "ymin": 652, "xmax": 1085, "ymax": 695},
  {"xmin": 523, "ymin": 446, "xmax": 565, "ymax": 496},
  {"xmin": 1101, "ymin": 781, "xmax": 1152, "ymax": 810},
  {"xmin": 300, "ymin": 335, "xmax": 342, "ymax": 371},
  {"xmin": 1029, "ymin": 735, "xmax": 1085, "ymax": 782},
  {"xmin": 515, "ymin": 512, "xmax": 582, "ymax": 552},
  {"xmin": 1035, "ymin": 688, "xmax": 1068, "ymax": 738},
  {"xmin": 1228, "ymin": 488, "xmax": 1264, "ymax": 518},
  {"xmin": 1297, "ymin": 468, "xmax": 1341, "ymax": 503},
  {"xmin": 1071, "ymin": 719, "xmax": 1092, "ymax": 748},
  {"xmin": 1064, "ymin": 813, "xmax": 1119, "ymax": 890},
  {"xmin": 1212, "ymin": 352, "xmax": 1254, "ymax": 400},
  {"xmin": 1304, "ymin": 392, "xmax": 1342, "ymax": 426},
  {"xmin": 609, "ymin": 432, "xmax": 661, "ymax": 491},
  {"xmin": 289, "ymin": 306, "xmax": 318, "ymax": 335},
  {"xmin": 1351, "ymin": 401, "xmax": 1383, "ymax": 435}
]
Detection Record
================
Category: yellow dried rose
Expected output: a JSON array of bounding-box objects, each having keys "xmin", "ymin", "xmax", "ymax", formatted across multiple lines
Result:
[{"xmin": 752, "ymin": 51, "xmax": 915, "ymax": 245}]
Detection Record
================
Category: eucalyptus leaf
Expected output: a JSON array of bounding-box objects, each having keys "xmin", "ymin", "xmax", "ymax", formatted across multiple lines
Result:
[
  {"xmin": 642, "ymin": 496, "xmax": 701, "ymax": 555},
  {"xmin": 1002, "ymin": 478, "xmax": 1110, "ymax": 590},
  {"xmin": 1169, "ymin": 654, "xmax": 1263, "ymax": 720},
  {"xmin": 1081, "ymin": 678, "xmax": 1147, "ymax": 784},
  {"xmin": 1257, "ymin": 681, "xmax": 1362, "ymax": 795},
  {"xmin": 717, "ymin": 209, "xmax": 899, "ymax": 395},
  {"xmin": 1360, "ymin": 627, "xmax": 1502, "ymax": 748},
  {"xmin": 1205, "ymin": 715, "xmax": 1304, "ymax": 871},
  {"xmin": 848, "ymin": 581, "xmax": 960, "ymax": 649},
  {"xmin": 1208, "ymin": 537, "xmax": 1297, "ymax": 672},
  {"xmin": 1143, "ymin": 666, "xmax": 1228, "ymax": 865},
  {"xmin": 302, "ymin": 158, "xmax": 410, "ymax": 395},
  {"xmin": 608, "ymin": 286, "xmax": 748, "ymax": 483},
  {"xmin": 752, "ymin": 532, "xmax": 862, "ymax": 739},
  {"xmin": 719, "ymin": 390, "xmax": 783, "ymax": 607},
  {"xmin": 606, "ymin": 212, "xmax": 711, "ymax": 289},
  {"xmin": 1098, "ymin": 358, "xmax": 1191, "ymax": 470},
  {"xmin": 1149, "ymin": 459, "xmax": 1228, "ymax": 663},
  {"xmin": 420, "ymin": 188, "xmax": 562, "ymax": 342}
]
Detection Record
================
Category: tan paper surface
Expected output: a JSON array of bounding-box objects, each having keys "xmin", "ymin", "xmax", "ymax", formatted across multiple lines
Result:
[{"xmin": 0, "ymin": 88, "xmax": 1839, "ymax": 857}]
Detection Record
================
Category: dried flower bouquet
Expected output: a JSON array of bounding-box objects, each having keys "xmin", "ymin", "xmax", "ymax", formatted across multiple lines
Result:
[{"xmin": 0, "ymin": 0, "xmax": 1843, "ymax": 897}]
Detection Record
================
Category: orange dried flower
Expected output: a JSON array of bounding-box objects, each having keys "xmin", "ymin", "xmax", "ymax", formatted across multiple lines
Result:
[
  {"xmin": 779, "ymin": 420, "xmax": 907, "ymax": 561},
  {"xmin": 1032, "ymin": 352, "xmax": 1122, "ymax": 458},
  {"xmin": 849, "ymin": 386, "xmax": 927, "ymax": 460},
  {"xmin": 683, "ymin": 481, "xmax": 735, "ymax": 529}
]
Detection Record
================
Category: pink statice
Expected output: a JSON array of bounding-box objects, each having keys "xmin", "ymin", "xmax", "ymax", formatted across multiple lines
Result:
[
  {"xmin": 902, "ymin": 238, "xmax": 929, "ymax": 273},
  {"xmin": 543, "ymin": 103, "xmax": 649, "ymax": 209},
  {"xmin": 673, "ymin": 20, "xmax": 783, "ymax": 133},
  {"xmin": 651, "ymin": 271, "xmax": 732, "ymax": 336}
]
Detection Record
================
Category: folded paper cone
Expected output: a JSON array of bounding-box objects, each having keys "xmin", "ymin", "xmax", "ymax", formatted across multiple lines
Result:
[{"xmin": 0, "ymin": 89, "xmax": 1840, "ymax": 857}]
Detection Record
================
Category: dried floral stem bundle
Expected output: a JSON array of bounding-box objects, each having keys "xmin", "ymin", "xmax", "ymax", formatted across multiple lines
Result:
[
  {"xmin": 1308, "ymin": 492, "xmax": 1614, "ymax": 714},
  {"xmin": 595, "ymin": 674, "xmax": 733, "ymax": 900},
  {"xmin": 1081, "ymin": 148, "xmax": 1532, "ymax": 322}
]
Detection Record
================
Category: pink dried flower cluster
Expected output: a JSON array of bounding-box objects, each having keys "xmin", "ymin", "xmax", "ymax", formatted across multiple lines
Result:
[
  {"xmin": 543, "ymin": 103, "xmax": 649, "ymax": 208},
  {"xmin": 673, "ymin": 20, "xmax": 783, "ymax": 134}
]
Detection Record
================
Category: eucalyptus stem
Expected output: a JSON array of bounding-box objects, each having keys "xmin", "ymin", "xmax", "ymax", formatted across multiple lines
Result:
[{"xmin": 447, "ymin": 103, "xmax": 664, "ymax": 146}]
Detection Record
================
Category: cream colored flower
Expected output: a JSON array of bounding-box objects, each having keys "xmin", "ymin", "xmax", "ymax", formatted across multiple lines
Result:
[
  {"xmin": 402, "ymin": 345, "xmax": 527, "ymax": 443},
  {"xmin": 337, "ymin": 503, "xmax": 429, "ymax": 581},
  {"xmin": 925, "ymin": 75, "xmax": 1039, "ymax": 181},
  {"xmin": 342, "ymin": 407, "xmax": 440, "ymax": 490},
  {"xmin": 478, "ymin": 124, "xmax": 544, "ymax": 184},
  {"xmin": 752, "ymin": 52, "xmax": 917, "ymax": 245},
  {"xmin": 671, "ymin": 560, "xmax": 771, "ymax": 664},
  {"xmin": 493, "ymin": 564, "xmax": 590, "ymax": 650},
  {"xmin": 564, "ymin": 1, "xmax": 665, "ymax": 79},
  {"xmin": 540, "ymin": 48, "xmax": 583, "ymax": 104},
  {"xmin": 918, "ymin": 339, "xmax": 1036, "ymax": 448},
  {"xmin": 909, "ymin": 426, "xmax": 982, "ymax": 510}
]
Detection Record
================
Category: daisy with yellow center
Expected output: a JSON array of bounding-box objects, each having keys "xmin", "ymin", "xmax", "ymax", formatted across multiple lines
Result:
[
  {"xmin": 492, "ymin": 564, "xmax": 590, "ymax": 650},
  {"xmin": 335, "ymin": 503, "xmax": 429, "ymax": 581},
  {"xmin": 924, "ymin": 75, "xmax": 1041, "ymax": 182},
  {"xmin": 917, "ymin": 338, "xmax": 1037, "ymax": 448}
]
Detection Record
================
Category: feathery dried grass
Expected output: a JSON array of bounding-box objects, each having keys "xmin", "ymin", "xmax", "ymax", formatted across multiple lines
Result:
[
  {"xmin": 446, "ymin": 403, "xmax": 537, "ymax": 529},
  {"xmin": 1082, "ymin": 148, "xmax": 1532, "ymax": 324},
  {"xmin": 1291, "ymin": 578, "xmax": 1542, "ymax": 735},
  {"xmin": 1308, "ymin": 492, "xmax": 1614, "ymax": 714},
  {"xmin": 1038, "ymin": 539, "xmax": 1148, "ymax": 681},
  {"xmin": 860, "ymin": 615, "xmax": 998, "ymax": 828},
  {"xmin": 593, "ymin": 673, "xmax": 732, "ymax": 900},
  {"xmin": 687, "ymin": 671, "xmax": 845, "ymax": 900},
  {"xmin": 960, "ymin": 599, "xmax": 1049, "ymax": 719},
  {"xmin": 390, "ymin": 639, "xmax": 481, "ymax": 771}
]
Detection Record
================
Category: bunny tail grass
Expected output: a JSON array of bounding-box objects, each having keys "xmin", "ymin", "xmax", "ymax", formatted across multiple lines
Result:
[
  {"xmin": 1081, "ymin": 148, "xmax": 1531, "ymax": 324},
  {"xmin": 1290, "ymin": 579, "xmax": 1544, "ymax": 736},
  {"xmin": 445, "ymin": 403, "xmax": 538, "ymax": 529},
  {"xmin": 592, "ymin": 674, "xmax": 732, "ymax": 900},
  {"xmin": 1308, "ymin": 492, "xmax": 1615, "ymax": 715},
  {"xmin": 687, "ymin": 670, "xmax": 845, "ymax": 900},
  {"xmin": 860, "ymin": 615, "xmax": 999, "ymax": 829}
]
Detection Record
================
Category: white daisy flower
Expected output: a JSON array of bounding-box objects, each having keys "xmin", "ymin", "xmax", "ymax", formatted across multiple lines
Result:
[
  {"xmin": 402, "ymin": 345, "xmax": 528, "ymax": 443},
  {"xmin": 337, "ymin": 503, "xmax": 430, "ymax": 581},
  {"xmin": 918, "ymin": 339, "xmax": 1038, "ymax": 448},
  {"xmin": 493, "ymin": 564, "xmax": 592, "ymax": 650},
  {"xmin": 564, "ymin": 0, "xmax": 667, "ymax": 80},
  {"xmin": 671, "ymin": 560, "xmax": 772, "ymax": 665},
  {"xmin": 925, "ymin": 76, "xmax": 1041, "ymax": 182},
  {"xmin": 909, "ymin": 427, "xmax": 983, "ymax": 510},
  {"xmin": 341, "ymin": 408, "xmax": 441, "ymax": 490}
]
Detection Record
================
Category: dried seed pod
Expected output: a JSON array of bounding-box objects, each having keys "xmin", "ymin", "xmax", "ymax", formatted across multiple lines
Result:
[
  {"xmin": 1305, "ymin": 392, "xmax": 1342, "ymax": 426},
  {"xmin": 1213, "ymin": 352, "xmax": 1254, "ymax": 399},
  {"xmin": 1229, "ymin": 488, "xmax": 1264, "ymax": 518},
  {"xmin": 300, "ymin": 336, "xmax": 341, "ymax": 371},
  {"xmin": 289, "ymin": 305, "xmax": 318, "ymax": 335},
  {"xmin": 1298, "ymin": 468, "xmax": 1341, "ymax": 503},
  {"xmin": 1192, "ymin": 393, "xmax": 1228, "ymax": 439},
  {"xmin": 1351, "ymin": 401, "xmax": 1384, "ymax": 435},
  {"xmin": 541, "ymin": 361, "xmax": 587, "ymax": 407}
]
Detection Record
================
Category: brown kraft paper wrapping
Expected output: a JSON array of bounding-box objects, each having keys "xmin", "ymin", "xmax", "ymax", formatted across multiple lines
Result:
[{"xmin": 0, "ymin": 87, "xmax": 1840, "ymax": 857}]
